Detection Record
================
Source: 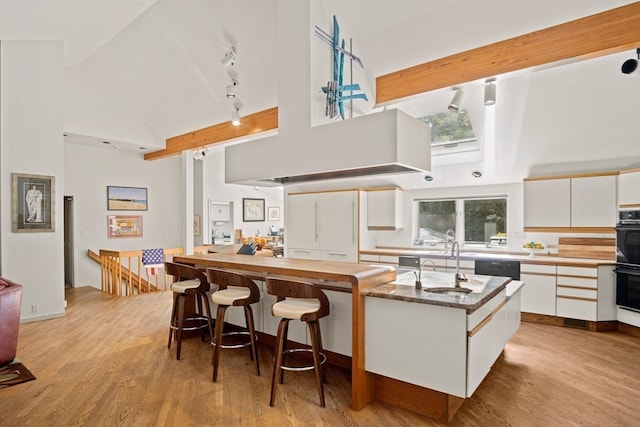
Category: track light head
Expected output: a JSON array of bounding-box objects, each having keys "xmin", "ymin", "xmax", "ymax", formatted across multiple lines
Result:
[
  {"xmin": 225, "ymin": 84, "xmax": 236, "ymax": 99},
  {"xmin": 621, "ymin": 48, "xmax": 640, "ymax": 75},
  {"xmin": 448, "ymin": 89, "xmax": 464, "ymax": 112},
  {"xmin": 231, "ymin": 101, "xmax": 241, "ymax": 126},
  {"xmin": 484, "ymin": 81, "xmax": 496, "ymax": 106},
  {"xmin": 220, "ymin": 47, "xmax": 237, "ymax": 68}
]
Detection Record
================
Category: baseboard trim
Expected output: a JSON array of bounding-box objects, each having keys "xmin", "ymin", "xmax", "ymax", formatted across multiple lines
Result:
[{"xmin": 522, "ymin": 313, "xmax": 637, "ymax": 335}]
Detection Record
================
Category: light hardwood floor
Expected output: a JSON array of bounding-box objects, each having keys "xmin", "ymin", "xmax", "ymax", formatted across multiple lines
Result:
[{"xmin": 1, "ymin": 287, "xmax": 639, "ymax": 426}]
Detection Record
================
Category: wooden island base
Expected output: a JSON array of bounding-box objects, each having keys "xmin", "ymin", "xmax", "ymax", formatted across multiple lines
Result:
[{"xmin": 373, "ymin": 374, "xmax": 465, "ymax": 423}]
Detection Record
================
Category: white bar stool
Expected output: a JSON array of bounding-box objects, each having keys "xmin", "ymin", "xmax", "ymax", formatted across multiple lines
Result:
[
  {"xmin": 165, "ymin": 262, "xmax": 213, "ymax": 360},
  {"xmin": 266, "ymin": 277, "xmax": 330, "ymax": 407},
  {"xmin": 207, "ymin": 268, "xmax": 261, "ymax": 382}
]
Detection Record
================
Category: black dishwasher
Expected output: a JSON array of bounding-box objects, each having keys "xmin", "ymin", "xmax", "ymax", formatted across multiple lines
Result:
[{"xmin": 474, "ymin": 259, "xmax": 520, "ymax": 280}]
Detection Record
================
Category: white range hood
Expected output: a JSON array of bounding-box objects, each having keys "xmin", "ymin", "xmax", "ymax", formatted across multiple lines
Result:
[
  {"xmin": 225, "ymin": 108, "xmax": 430, "ymax": 186},
  {"xmin": 225, "ymin": 0, "xmax": 430, "ymax": 186}
]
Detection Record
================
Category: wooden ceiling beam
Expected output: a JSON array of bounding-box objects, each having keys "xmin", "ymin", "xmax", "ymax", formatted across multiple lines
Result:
[
  {"xmin": 375, "ymin": 2, "xmax": 640, "ymax": 106},
  {"xmin": 144, "ymin": 107, "xmax": 278, "ymax": 160}
]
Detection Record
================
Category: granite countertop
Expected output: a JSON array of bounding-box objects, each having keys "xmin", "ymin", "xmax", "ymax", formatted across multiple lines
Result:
[{"xmin": 361, "ymin": 270, "xmax": 510, "ymax": 313}]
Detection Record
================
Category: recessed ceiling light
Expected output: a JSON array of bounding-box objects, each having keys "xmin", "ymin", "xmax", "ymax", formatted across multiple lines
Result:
[
  {"xmin": 139, "ymin": 147, "xmax": 147, "ymax": 150},
  {"xmin": 102, "ymin": 141, "xmax": 111, "ymax": 145},
  {"xmin": 424, "ymin": 175, "xmax": 434, "ymax": 182},
  {"xmin": 471, "ymin": 170, "xmax": 482, "ymax": 178}
]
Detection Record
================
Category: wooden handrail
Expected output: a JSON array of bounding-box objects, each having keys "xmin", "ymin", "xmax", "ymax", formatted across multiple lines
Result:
[{"xmin": 92, "ymin": 247, "xmax": 185, "ymax": 296}]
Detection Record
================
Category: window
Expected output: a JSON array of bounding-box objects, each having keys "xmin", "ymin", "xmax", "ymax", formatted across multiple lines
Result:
[
  {"xmin": 417, "ymin": 197, "xmax": 507, "ymax": 247},
  {"xmin": 419, "ymin": 110, "xmax": 478, "ymax": 156}
]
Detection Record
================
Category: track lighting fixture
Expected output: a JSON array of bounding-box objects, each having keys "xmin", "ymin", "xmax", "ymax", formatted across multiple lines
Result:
[
  {"xmin": 621, "ymin": 48, "xmax": 640, "ymax": 75},
  {"xmin": 484, "ymin": 81, "xmax": 496, "ymax": 106},
  {"xmin": 231, "ymin": 102, "xmax": 241, "ymax": 126},
  {"xmin": 448, "ymin": 89, "xmax": 464, "ymax": 112},
  {"xmin": 225, "ymin": 79, "xmax": 239, "ymax": 99},
  {"xmin": 193, "ymin": 148, "xmax": 209, "ymax": 160},
  {"xmin": 220, "ymin": 47, "xmax": 237, "ymax": 68}
]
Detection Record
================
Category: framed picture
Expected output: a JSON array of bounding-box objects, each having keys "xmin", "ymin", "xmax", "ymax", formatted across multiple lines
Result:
[
  {"xmin": 193, "ymin": 214, "xmax": 201, "ymax": 236},
  {"xmin": 242, "ymin": 198, "xmax": 265, "ymax": 222},
  {"xmin": 12, "ymin": 173, "xmax": 55, "ymax": 233},
  {"xmin": 267, "ymin": 206, "xmax": 280, "ymax": 221},
  {"xmin": 107, "ymin": 186, "xmax": 148, "ymax": 211},
  {"xmin": 108, "ymin": 215, "xmax": 143, "ymax": 238}
]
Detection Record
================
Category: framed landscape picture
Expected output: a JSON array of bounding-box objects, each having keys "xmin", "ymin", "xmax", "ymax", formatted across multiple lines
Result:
[
  {"xmin": 108, "ymin": 215, "xmax": 143, "ymax": 238},
  {"xmin": 12, "ymin": 173, "xmax": 55, "ymax": 232},
  {"xmin": 107, "ymin": 186, "xmax": 148, "ymax": 211},
  {"xmin": 242, "ymin": 198, "xmax": 265, "ymax": 222}
]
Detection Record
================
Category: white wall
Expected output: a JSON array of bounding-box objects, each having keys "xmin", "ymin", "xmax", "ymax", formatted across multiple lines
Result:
[
  {"xmin": 64, "ymin": 143, "xmax": 182, "ymax": 288},
  {"xmin": 201, "ymin": 146, "xmax": 284, "ymax": 242},
  {"xmin": 0, "ymin": 41, "xmax": 66, "ymax": 322}
]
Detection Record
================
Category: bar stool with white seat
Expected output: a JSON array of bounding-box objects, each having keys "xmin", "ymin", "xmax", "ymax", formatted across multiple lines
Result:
[
  {"xmin": 165, "ymin": 262, "xmax": 214, "ymax": 360},
  {"xmin": 266, "ymin": 277, "xmax": 330, "ymax": 407},
  {"xmin": 206, "ymin": 268, "xmax": 261, "ymax": 382}
]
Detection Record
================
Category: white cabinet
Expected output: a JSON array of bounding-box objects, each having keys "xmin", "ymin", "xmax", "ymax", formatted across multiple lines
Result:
[
  {"xmin": 367, "ymin": 188, "xmax": 403, "ymax": 230},
  {"xmin": 524, "ymin": 178, "xmax": 571, "ymax": 228},
  {"xmin": 619, "ymin": 170, "xmax": 640, "ymax": 207},
  {"xmin": 287, "ymin": 190, "xmax": 358, "ymax": 263},
  {"xmin": 319, "ymin": 289, "xmax": 352, "ymax": 356},
  {"xmin": 524, "ymin": 174, "xmax": 617, "ymax": 229},
  {"xmin": 319, "ymin": 191, "xmax": 358, "ymax": 262},
  {"xmin": 466, "ymin": 294, "xmax": 507, "ymax": 397},
  {"xmin": 520, "ymin": 263, "xmax": 557, "ymax": 316},
  {"xmin": 555, "ymin": 265, "xmax": 616, "ymax": 322},
  {"xmin": 286, "ymin": 193, "xmax": 320, "ymax": 250},
  {"xmin": 571, "ymin": 175, "xmax": 617, "ymax": 227}
]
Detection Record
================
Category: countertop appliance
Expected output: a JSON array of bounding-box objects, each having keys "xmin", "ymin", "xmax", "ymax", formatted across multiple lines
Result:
[{"xmin": 615, "ymin": 209, "xmax": 640, "ymax": 311}]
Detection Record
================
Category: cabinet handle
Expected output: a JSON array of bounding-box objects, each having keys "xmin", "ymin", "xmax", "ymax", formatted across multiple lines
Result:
[
  {"xmin": 352, "ymin": 199, "xmax": 356, "ymax": 243},
  {"xmin": 315, "ymin": 201, "xmax": 319, "ymax": 242},
  {"xmin": 293, "ymin": 250, "xmax": 312, "ymax": 254},
  {"xmin": 327, "ymin": 252, "xmax": 347, "ymax": 257}
]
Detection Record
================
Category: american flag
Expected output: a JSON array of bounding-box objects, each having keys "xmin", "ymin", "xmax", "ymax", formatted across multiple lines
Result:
[{"xmin": 142, "ymin": 248, "xmax": 164, "ymax": 276}]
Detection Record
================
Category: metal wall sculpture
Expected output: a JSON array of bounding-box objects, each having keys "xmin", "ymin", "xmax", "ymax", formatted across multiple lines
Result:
[{"xmin": 315, "ymin": 15, "xmax": 368, "ymax": 120}]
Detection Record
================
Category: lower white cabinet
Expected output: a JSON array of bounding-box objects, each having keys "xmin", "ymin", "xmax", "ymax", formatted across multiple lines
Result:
[
  {"xmin": 319, "ymin": 289, "xmax": 352, "ymax": 356},
  {"xmin": 520, "ymin": 263, "xmax": 557, "ymax": 316},
  {"xmin": 365, "ymin": 288, "xmax": 517, "ymax": 399},
  {"xmin": 556, "ymin": 265, "xmax": 616, "ymax": 322},
  {"xmin": 467, "ymin": 299, "xmax": 507, "ymax": 397}
]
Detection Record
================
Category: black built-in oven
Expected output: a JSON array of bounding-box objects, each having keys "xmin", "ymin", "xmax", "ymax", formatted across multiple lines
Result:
[{"xmin": 616, "ymin": 209, "xmax": 640, "ymax": 311}]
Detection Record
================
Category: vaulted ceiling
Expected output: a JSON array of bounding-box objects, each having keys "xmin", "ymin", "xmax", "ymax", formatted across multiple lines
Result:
[{"xmin": 1, "ymin": 0, "xmax": 638, "ymax": 187}]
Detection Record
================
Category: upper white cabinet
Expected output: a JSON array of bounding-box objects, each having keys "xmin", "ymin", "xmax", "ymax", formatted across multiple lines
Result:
[
  {"xmin": 571, "ymin": 175, "xmax": 617, "ymax": 227},
  {"xmin": 619, "ymin": 169, "xmax": 640, "ymax": 207},
  {"xmin": 524, "ymin": 178, "xmax": 571, "ymax": 228},
  {"xmin": 367, "ymin": 188, "xmax": 403, "ymax": 230},
  {"xmin": 211, "ymin": 203, "xmax": 231, "ymax": 221},
  {"xmin": 286, "ymin": 193, "xmax": 320, "ymax": 250},
  {"xmin": 287, "ymin": 190, "xmax": 358, "ymax": 263},
  {"xmin": 524, "ymin": 173, "xmax": 617, "ymax": 229}
]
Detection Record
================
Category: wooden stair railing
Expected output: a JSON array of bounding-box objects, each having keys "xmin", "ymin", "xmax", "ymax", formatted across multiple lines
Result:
[{"xmin": 89, "ymin": 248, "xmax": 185, "ymax": 296}]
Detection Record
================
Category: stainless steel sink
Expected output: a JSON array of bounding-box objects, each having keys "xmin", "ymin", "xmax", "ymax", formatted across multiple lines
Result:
[{"xmin": 424, "ymin": 287, "xmax": 473, "ymax": 296}]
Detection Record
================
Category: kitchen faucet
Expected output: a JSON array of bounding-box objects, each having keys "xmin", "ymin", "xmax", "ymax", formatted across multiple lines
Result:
[{"xmin": 450, "ymin": 241, "xmax": 468, "ymax": 288}]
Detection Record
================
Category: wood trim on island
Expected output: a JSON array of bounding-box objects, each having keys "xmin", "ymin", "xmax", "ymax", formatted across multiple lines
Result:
[{"xmin": 172, "ymin": 252, "xmax": 395, "ymax": 411}]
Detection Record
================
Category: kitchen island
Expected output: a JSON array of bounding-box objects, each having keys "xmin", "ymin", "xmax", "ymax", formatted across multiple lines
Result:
[
  {"xmin": 362, "ymin": 270, "xmax": 524, "ymax": 422},
  {"xmin": 173, "ymin": 252, "xmax": 523, "ymax": 422}
]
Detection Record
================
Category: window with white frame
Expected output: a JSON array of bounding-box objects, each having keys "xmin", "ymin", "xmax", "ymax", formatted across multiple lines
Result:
[{"xmin": 416, "ymin": 197, "xmax": 507, "ymax": 247}]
